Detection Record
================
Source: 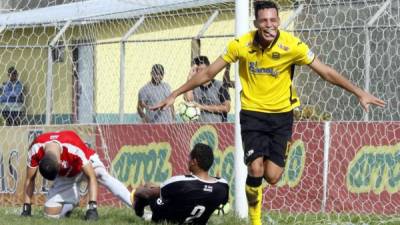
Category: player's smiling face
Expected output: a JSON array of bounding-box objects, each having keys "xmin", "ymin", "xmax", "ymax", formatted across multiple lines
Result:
[{"xmin": 254, "ymin": 8, "xmax": 280, "ymax": 46}]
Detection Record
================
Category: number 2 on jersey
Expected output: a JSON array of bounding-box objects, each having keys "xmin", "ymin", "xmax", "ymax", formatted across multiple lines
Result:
[{"xmin": 184, "ymin": 205, "xmax": 206, "ymax": 223}]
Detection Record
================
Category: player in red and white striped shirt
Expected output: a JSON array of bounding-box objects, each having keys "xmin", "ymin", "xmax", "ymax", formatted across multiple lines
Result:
[{"xmin": 21, "ymin": 130, "xmax": 131, "ymax": 220}]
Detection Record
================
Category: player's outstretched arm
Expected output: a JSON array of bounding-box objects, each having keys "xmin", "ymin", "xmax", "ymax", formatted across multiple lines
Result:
[
  {"xmin": 150, "ymin": 57, "xmax": 228, "ymax": 111},
  {"xmin": 194, "ymin": 101, "xmax": 231, "ymax": 113},
  {"xmin": 183, "ymin": 65, "xmax": 197, "ymax": 102},
  {"xmin": 308, "ymin": 58, "xmax": 385, "ymax": 111},
  {"xmin": 223, "ymin": 64, "xmax": 234, "ymax": 88},
  {"xmin": 21, "ymin": 166, "xmax": 38, "ymax": 216}
]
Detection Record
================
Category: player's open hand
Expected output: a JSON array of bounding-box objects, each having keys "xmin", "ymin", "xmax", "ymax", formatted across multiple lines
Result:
[
  {"xmin": 359, "ymin": 92, "xmax": 385, "ymax": 112},
  {"xmin": 149, "ymin": 94, "xmax": 176, "ymax": 111}
]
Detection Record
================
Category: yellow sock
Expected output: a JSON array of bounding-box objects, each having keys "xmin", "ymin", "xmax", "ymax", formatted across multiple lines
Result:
[{"xmin": 246, "ymin": 185, "xmax": 263, "ymax": 225}]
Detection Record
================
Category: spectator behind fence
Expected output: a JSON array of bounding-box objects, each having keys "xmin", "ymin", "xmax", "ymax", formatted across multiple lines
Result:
[
  {"xmin": 183, "ymin": 56, "xmax": 231, "ymax": 122},
  {"xmin": 137, "ymin": 64, "xmax": 175, "ymax": 123},
  {"xmin": 0, "ymin": 66, "xmax": 24, "ymax": 126}
]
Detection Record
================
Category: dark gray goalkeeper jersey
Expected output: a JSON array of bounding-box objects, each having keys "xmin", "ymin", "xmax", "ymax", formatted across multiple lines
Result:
[{"xmin": 150, "ymin": 174, "xmax": 229, "ymax": 225}]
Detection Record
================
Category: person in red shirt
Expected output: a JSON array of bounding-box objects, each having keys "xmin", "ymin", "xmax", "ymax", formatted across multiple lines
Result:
[{"xmin": 21, "ymin": 130, "xmax": 131, "ymax": 220}]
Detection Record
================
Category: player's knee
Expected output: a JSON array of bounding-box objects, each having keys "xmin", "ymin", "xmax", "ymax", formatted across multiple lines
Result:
[
  {"xmin": 96, "ymin": 173, "xmax": 105, "ymax": 183},
  {"xmin": 248, "ymin": 167, "xmax": 263, "ymax": 177},
  {"xmin": 265, "ymin": 177, "xmax": 279, "ymax": 185},
  {"xmin": 247, "ymin": 159, "xmax": 264, "ymax": 177},
  {"xmin": 44, "ymin": 202, "xmax": 63, "ymax": 219},
  {"xmin": 95, "ymin": 168, "xmax": 109, "ymax": 183},
  {"xmin": 264, "ymin": 173, "xmax": 282, "ymax": 185}
]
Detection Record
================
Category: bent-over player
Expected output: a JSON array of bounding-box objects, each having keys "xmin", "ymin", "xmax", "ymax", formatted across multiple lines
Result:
[{"xmin": 21, "ymin": 130, "xmax": 132, "ymax": 220}]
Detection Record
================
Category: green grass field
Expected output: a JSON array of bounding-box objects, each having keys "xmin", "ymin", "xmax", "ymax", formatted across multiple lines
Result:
[
  {"xmin": 1, "ymin": 207, "xmax": 399, "ymax": 225},
  {"xmin": 0, "ymin": 207, "xmax": 246, "ymax": 225}
]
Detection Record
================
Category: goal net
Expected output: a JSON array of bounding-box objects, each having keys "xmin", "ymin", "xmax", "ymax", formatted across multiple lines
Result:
[
  {"xmin": 0, "ymin": 0, "xmax": 236, "ymax": 211},
  {"xmin": 262, "ymin": 0, "xmax": 399, "ymax": 224},
  {"xmin": 0, "ymin": 0, "xmax": 399, "ymax": 224}
]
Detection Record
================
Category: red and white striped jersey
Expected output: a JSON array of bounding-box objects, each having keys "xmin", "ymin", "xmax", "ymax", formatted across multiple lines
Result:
[{"xmin": 27, "ymin": 130, "xmax": 95, "ymax": 177}]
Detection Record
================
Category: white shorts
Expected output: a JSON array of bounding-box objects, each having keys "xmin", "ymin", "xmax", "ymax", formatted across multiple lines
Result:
[
  {"xmin": 46, "ymin": 154, "xmax": 105, "ymax": 206},
  {"xmin": 89, "ymin": 154, "xmax": 106, "ymax": 169}
]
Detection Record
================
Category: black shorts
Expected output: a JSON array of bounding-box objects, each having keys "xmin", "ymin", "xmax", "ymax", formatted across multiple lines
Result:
[{"xmin": 240, "ymin": 110, "xmax": 293, "ymax": 167}]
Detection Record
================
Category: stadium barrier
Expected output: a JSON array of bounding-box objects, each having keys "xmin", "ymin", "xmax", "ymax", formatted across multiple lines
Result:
[{"xmin": 0, "ymin": 122, "xmax": 398, "ymax": 214}]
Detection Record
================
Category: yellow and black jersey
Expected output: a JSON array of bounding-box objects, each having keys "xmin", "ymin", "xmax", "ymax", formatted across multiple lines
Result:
[{"xmin": 222, "ymin": 30, "xmax": 315, "ymax": 113}]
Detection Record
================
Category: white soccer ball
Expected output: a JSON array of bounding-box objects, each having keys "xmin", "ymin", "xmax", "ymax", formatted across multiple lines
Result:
[{"xmin": 178, "ymin": 102, "xmax": 200, "ymax": 122}]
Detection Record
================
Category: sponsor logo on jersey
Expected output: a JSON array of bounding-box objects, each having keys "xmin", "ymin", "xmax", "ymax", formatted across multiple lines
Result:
[
  {"xmin": 61, "ymin": 160, "xmax": 68, "ymax": 169},
  {"xmin": 50, "ymin": 135, "xmax": 59, "ymax": 140},
  {"xmin": 249, "ymin": 62, "xmax": 279, "ymax": 77},
  {"xmin": 272, "ymin": 52, "xmax": 280, "ymax": 60},
  {"xmin": 246, "ymin": 149, "xmax": 254, "ymax": 157},
  {"xmin": 278, "ymin": 43, "xmax": 289, "ymax": 51},
  {"xmin": 156, "ymin": 198, "xmax": 164, "ymax": 205},
  {"xmin": 203, "ymin": 185, "xmax": 213, "ymax": 192}
]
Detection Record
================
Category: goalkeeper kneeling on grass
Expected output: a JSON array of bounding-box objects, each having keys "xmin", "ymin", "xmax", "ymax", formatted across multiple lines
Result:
[
  {"xmin": 131, "ymin": 143, "xmax": 229, "ymax": 225},
  {"xmin": 21, "ymin": 130, "xmax": 132, "ymax": 220}
]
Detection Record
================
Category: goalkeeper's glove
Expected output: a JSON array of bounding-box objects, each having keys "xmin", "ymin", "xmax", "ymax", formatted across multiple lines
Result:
[
  {"xmin": 21, "ymin": 203, "xmax": 32, "ymax": 217},
  {"xmin": 84, "ymin": 201, "xmax": 99, "ymax": 220}
]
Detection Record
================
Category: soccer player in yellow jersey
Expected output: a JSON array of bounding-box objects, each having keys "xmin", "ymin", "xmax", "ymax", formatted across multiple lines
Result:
[{"xmin": 151, "ymin": 1, "xmax": 385, "ymax": 224}]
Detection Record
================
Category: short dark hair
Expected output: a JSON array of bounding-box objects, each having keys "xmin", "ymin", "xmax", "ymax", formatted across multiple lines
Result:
[
  {"xmin": 151, "ymin": 64, "xmax": 164, "ymax": 76},
  {"xmin": 190, "ymin": 143, "xmax": 214, "ymax": 171},
  {"xmin": 254, "ymin": 1, "xmax": 279, "ymax": 19},
  {"xmin": 7, "ymin": 66, "xmax": 17, "ymax": 76},
  {"xmin": 39, "ymin": 154, "xmax": 59, "ymax": 180},
  {"xmin": 192, "ymin": 56, "xmax": 210, "ymax": 66}
]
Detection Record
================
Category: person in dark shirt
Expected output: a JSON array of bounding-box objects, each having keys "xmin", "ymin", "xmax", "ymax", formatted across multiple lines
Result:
[
  {"xmin": 0, "ymin": 66, "xmax": 24, "ymax": 125},
  {"xmin": 132, "ymin": 143, "xmax": 229, "ymax": 224},
  {"xmin": 184, "ymin": 56, "xmax": 231, "ymax": 122}
]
